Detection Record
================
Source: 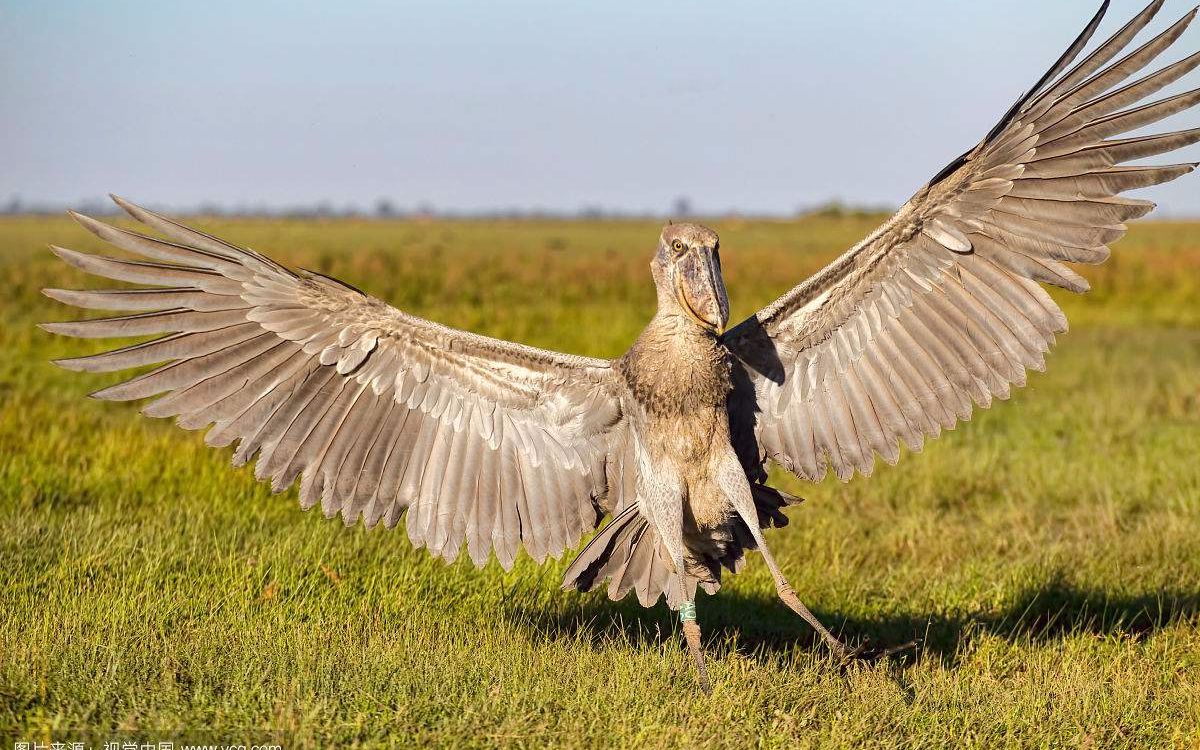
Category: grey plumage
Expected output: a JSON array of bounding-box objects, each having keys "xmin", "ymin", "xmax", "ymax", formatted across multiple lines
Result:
[
  {"xmin": 48, "ymin": 196, "xmax": 624, "ymax": 572},
  {"xmin": 42, "ymin": 1, "xmax": 1200, "ymax": 692},
  {"xmin": 725, "ymin": 0, "xmax": 1200, "ymax": 488}
]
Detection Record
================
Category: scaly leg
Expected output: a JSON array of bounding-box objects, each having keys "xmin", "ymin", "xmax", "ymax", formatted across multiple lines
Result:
[
  {"xmin": 755, "ymin": 540, "xmax": 852, "ymax": 658},
  {"xmin": 643, "ymin": 471, "xmax": 715, "ymax": 693},
  {"xmin": 757, "ymin": 541, "xmax": 919, "ymax": 662},
  {"xmin": 679, "ymin": 600, "xmax": 712, "ymax": 695},
  {"xmin": 722, "ymin": 462, "xmax": 853, "ymax": 658}
]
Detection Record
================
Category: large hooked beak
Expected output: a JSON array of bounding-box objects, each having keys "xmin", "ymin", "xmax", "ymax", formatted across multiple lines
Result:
[{"xmin": 674, "ymin": 248, "xmax": 730, "ymax": 335}]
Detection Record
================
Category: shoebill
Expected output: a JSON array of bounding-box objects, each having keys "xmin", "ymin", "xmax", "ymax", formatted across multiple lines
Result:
[{"xmin": 42, "ymin": 0, "xmax": 1200, "ymax": 694}]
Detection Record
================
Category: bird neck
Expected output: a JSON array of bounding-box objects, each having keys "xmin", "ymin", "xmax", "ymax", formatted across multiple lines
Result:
[{"xmin": 652, "ymin": 276, "xmax": 709, "ymax": 336}]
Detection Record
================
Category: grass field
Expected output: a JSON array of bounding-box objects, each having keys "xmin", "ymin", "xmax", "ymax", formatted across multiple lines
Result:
[{"xmin": 1, "ymin": 213, "xmax": 1199, "ymax": 748}]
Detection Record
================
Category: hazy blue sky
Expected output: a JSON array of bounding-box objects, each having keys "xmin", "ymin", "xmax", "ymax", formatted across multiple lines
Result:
[{"xmin": 4, "ymin": 0, "xmax": 1200, "ymax": 215}]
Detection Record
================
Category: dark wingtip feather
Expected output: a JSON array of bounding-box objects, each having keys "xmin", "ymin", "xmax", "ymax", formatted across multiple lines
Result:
[{"xmin": 931, "ymin": 0, "xmax": 1114, "ymax": 187}]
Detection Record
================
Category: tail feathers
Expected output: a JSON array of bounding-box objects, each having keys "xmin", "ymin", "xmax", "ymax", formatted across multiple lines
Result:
[
  {"xmin": 562, "ymin": 505, "xmax": 718, "ymax": 609},
  {"xmin": 562, "ymin": 483, "xmax": 800, "ymax": 609}
]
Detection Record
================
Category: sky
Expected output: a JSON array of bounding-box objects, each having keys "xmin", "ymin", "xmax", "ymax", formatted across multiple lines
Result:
[{"xmin": 3, "ymin": 0, "xmax": 1200, "ymax": 216}]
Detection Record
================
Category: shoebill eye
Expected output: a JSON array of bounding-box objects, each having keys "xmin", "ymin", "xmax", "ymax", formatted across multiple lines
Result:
[{"xmin": 672, "ymin": 239, "xmax": 686, "ymax": 254}]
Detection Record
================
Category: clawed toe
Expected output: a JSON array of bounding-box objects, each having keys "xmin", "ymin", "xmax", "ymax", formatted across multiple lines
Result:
[{"xmin": 835, "ymin": 638, "xmax": 920, "ymax": 666}]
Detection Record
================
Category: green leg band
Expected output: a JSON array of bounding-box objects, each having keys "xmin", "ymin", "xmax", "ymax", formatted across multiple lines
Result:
[{"xmin": 679, "ymin": 600, "xmax": 697, "ymax": 623}]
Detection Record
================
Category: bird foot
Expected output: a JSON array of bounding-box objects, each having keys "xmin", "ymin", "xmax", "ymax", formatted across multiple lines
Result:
[
  {"xmin": 775, "ymin": 583, "xmax": 848, "ymax": 656},
  {"xmin": 773, "ymin": 583, "xmax": 918, "ymax": 665},
  {"xmin": 837, "ymin": 638, "xmax": 920, "ymax": 667}
]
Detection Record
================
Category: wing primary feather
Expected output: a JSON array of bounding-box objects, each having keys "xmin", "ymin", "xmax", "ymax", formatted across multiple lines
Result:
[
  {"xmin": 68, "ymin": 211, "xmax": 251, "ymax": 277},
  {"xmin": 983, "ymin": 0, "xmax": 1112, "ymax": 147},
  {"xmin": 42, "ymin": 287, "xmax": 245, "ymax": 312},
  {"xmin": 110, "ymin": 195, "xmax": 293, "ymax": 277},
  {"xmin": 40, "ymin": 308, "xmax": 249, "ymax": 339},
  {"xmin": 1024, "ymin": 127, "xmax": 1200, "ymax": 175},
  {"xmin": 49, "ymin": 246, "xmax": 240, "ymax": 293},
  {"xmin": 1036, "ymin": 48, "xmax": 1200, "ymax": 144},
  {"xmin": 1023, "ymin": 0, "xmax": 1169, "ymax": 123},
  {"xmin": 1035, "ymin": 87, "xmax": 1200, "ymax": 160}
]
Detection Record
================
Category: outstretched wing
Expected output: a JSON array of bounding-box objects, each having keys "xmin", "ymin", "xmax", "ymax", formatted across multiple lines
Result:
[
  {"xmin": 43, "ymin": 196, "xmax": 626, "ymax": 569},
  {"xmin": 724, "ymin": 1, "xmax": 1200, "ymax": 483}
]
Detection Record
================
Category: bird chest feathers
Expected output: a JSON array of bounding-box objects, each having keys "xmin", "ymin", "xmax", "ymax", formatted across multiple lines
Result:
[{"xmin": 617, "ymin": 316, "xmax": 733, "ymax": 463}]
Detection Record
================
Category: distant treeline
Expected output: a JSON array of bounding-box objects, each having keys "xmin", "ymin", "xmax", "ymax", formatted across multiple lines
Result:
[{"xmin": 0, "ymin": 195, "xmax": 892, "ymax": 220}]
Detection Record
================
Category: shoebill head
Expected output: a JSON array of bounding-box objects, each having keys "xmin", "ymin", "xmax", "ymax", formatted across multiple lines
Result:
[{"xmin": 652, "ymin": 223, "xmax": 729, "ymax": 335}]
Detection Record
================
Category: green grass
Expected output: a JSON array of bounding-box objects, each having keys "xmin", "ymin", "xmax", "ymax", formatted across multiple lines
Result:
[{"xmin": 2, "ymin": 214, "xmax": 1199, "ymax": 748}]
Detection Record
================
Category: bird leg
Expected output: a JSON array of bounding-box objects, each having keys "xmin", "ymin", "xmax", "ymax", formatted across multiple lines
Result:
[
  {"xmin": 761, "ymin": 545, "xmax": 919, "ymax": 663},
  {"xmin": 678, "ymin": 600, "xmax": 712, "ymax": 695},
  {"xmin": 755, "ymin": 542, "xmax": 853, "ymax": 658},
  {"xmin": 728, "ymin": 489, "xmax": 854, "ymax": 658},
  {"xmin": 775, "ymin": 580, "xmax": 851, "ymax": 658},
  {"xmin": 722, "ymin": 463, "xmax": 854, "ymax": 658}
]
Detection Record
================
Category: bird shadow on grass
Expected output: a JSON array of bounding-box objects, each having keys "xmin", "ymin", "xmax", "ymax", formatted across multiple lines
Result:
[{"xmin": 501, "ymin": 575, "xmax": 1200, "ymax": 671}]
